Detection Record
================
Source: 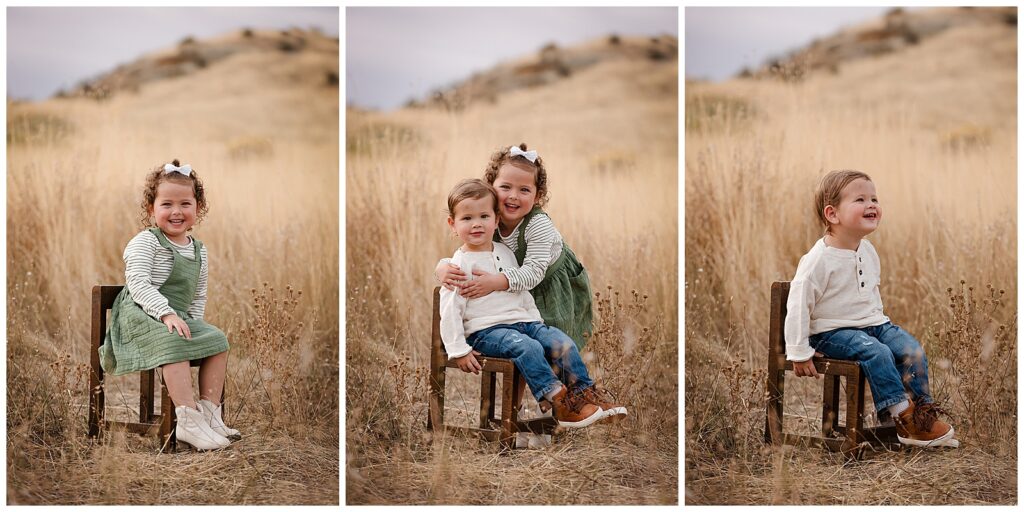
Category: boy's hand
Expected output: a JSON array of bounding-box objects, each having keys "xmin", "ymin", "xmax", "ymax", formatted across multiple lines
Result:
[
  {"xmin": 436, "ymin": 262, "xmax": 466, "ymax": 291},
  {"xmin": 161, "ymin": 313, "xmax": 192, "ymax": 339},
  {"xmin": 460, "ymin": 271, "xmax": 508, "ymax": 299},
  {"xmin": 455, "ymin": 350, "xmax": 483, "ymax": 374},
  {"xmin": 792, "ymin": 352, "xmax": 825, "ymax": 378}
]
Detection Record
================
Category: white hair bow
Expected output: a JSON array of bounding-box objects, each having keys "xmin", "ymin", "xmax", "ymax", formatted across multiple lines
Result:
[
  {"xmin": 509, "ymin": 146, "xmax": 538, "ymax": 163},
  {"xmin": 163, "ymin": 163, "xmax": 192, "ymax": 176}
]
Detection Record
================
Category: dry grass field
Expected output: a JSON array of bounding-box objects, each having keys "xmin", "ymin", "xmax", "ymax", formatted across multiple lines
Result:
[
  {"xmin": 685, "ymin": 11, "xmax": 1017, "ymax": 505},
  {"xmin": 345, "ymin": 45, "xmax": 679, "ymax": 504},
  {"xmin": 7, "ymin": 30, "xmax": 339, "ymax": 504}
]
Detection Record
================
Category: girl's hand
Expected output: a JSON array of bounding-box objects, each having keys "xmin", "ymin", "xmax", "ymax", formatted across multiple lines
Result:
[
  {"xmin": 459, "ymin": 270, "xmax": 509, "ymax": 299},
  {"xmin": 455, "ymin": 350, "xmax": 482, "ymax": 374},
  {"xmin": 161, "ymin": 313, "xmax": 192, "ymax": 339},
  {"xmin": 436, "ymin": 262, "xmax": 467, "ymax": 291}
]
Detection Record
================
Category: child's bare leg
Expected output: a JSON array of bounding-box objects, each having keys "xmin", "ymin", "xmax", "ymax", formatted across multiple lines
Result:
[
  {"xmin": 198, "ymin": 351, "xmax": 228, "ymax": 405},
  {"xmin": 162, "ymin": 361, "xmax": 196, "ymax": 408}
]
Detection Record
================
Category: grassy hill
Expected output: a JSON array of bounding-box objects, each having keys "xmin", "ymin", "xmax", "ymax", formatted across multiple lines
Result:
[
  {"xmin": 7, "ymin": 29, "xmax": 339, "ymax": 504},
  {"xmin": 686, "ymin": 7, "xmax": 1016, "ymax": 505},
  {"xmin": 346, "ymin": 35, "xmax": 678, "ymax": 504}
]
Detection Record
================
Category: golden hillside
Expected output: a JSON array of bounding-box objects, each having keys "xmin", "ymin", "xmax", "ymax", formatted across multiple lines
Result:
[
  {"xmin": 347, "ymin": 35, "xmax": 678, "ymax": 505},
  {"xmin": 8, "ymin": 29, "xmax": 339, "ymax": 505},
  {"xmin": 698, "ymin": 6, "xmax": 1016, "ymax": 132},
  {"xmin": 686, "ymin": 7, "xmax": 1015, "ymax": 505}
]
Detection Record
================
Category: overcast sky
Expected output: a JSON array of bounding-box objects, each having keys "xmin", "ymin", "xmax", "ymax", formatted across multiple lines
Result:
[
  {"xmin": 7, "ymin": 7, "xmax": 339, "ymax": 101},
  {"xmin": 686, "ymin": 7, "xmax": 909, "ymax": 81},
  {"xmin": 347, "ymin": 7, "xmax": 678, "ymax": 111}
]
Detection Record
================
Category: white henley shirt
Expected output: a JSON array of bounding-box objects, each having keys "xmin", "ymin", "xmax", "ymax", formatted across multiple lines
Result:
[
  {"xmin": 784, "ymin": 237, "xmax": 890, "ymax": 362},
  {"xmin": 439, "ymin": 242, "xmax": 543, "ymax": 360}
]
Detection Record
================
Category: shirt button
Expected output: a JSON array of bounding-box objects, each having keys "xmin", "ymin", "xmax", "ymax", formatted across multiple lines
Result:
[
  {"xmin": 861, "ymin": 282, "xmax": 865, "ymax": 287},
  {"xmin": 496, "ymin": 256, "xmax": 500, "ymax": 260},
  {"xmin": 859, "ymin": 270, "xmax": 863, "ymax": 275},
  {"xmin": 499, "ymin": 268, "xmax": 503, "ymax": 271}
]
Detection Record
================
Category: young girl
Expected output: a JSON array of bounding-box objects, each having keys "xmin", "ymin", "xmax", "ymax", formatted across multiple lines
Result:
[
  {"xmin": 787, "ymin": 169, "xmax": 958, "ymax": 448},
  {"xmin": 99, "ymin": 159, "xmax": 240, "ymax": 451},
  {"xmin": 440, "ymin": 179, "xmax": 626, "ymax": 427}
]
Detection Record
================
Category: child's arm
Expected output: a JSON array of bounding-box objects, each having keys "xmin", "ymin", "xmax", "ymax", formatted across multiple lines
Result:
[
  {"xmin": 186, "ymin": 245, "xmax": 208, "ymax": 320},
  {"xmin": 500, "ymin": 214, "xmax": 559, "ymax": 292},
  {"xmin": 125, "ymin": 232, "xmax": 190, "ymax": 338},
  {"xmin": 124, "ymin": 231, "xmax": 176, "ymax": 321},
  {"xmin": 785, "ymin": 255, "xmax": 827, "ymax": 374},
  {"xmin": 439, "ymin": 286, "xmax": 475, "ymax": 365},
  {"xmin": 434, "ymin": 258, "xmax": 467, "ymax": 291},
  {"xmin": 460, "ymin": 216, "xmax": 557, "ymax": 299}
]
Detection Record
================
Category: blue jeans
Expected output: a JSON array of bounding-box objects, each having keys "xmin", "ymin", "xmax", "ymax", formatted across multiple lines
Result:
[
  {"xmin": 809, "ymin": 322, "xmax": 931, "ymax": 415},
  {"xmin": 467, "ymin": 322, "xmax": 594, "ymax": 402}
]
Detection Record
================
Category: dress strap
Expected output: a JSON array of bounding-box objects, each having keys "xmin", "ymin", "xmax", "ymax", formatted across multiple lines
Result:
[{"xmin": 514, "ymin": 206, "xmax": 546, "ymax": 266}]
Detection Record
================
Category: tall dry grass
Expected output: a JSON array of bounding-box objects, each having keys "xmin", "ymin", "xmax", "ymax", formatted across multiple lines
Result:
[
  {"xmin": 346, "ymin": 58, "xmax": 679, "ymax": 504},
  {"xmin": 7, "ymin": 57, "xmax": 339, "ymax": 504},
  {"xmin": 685, "ymin": 74, "xmax": 1016, "ymax": 504}
]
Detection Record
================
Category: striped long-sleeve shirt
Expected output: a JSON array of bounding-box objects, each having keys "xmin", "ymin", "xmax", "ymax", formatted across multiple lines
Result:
[
  {"xmin": 123, "ymin": 229, "xmax": 208, "ymax": 321},
  {"xmin": 438, "ymin": 213, "xmax": 564, "ymax": 292}
]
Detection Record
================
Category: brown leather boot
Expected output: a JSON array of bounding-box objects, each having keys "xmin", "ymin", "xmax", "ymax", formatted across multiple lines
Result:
[
  {"xmin": 580, "ymin": 385, "xmax": 628, "ymax": 423},
  {"xmin": 894, "ymin": 398, "xmax": 958, "ymax": 448},
  {"xmin": 550, "ymin": 386, "xmax": 603, "ymax": 428}
]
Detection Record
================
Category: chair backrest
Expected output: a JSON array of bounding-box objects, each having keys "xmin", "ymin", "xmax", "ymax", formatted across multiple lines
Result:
[
  {"xmin": 430, "ymin": 286, "xmax": 446, "ymax": 361},
  {"xmin": 91, "ymin": 285, "xmax": 124, "ymax": 374},
  {"xmin": 768, "ymin": 281, "xmax": 791, "ymax": 358}
]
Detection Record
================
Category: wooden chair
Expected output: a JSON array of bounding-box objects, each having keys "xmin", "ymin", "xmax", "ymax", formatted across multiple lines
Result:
[
  {"xmin": 89, "ymin": 285, "xmax": 176, "ymax": 451},
  {"xmin": 426, "ymin": 287, "xmax": 557, "ymax": 451},
  {"xmin": 764, "ymin": 281, "xmax": 899, "ymax": 456}
]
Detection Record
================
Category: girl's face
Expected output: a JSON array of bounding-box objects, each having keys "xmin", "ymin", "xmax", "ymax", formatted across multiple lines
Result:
[
  {"xmin": 448, "ymin": 195, "xmax": 499, "ymax": 251},
  {"xmin": 149, "ymin": 180, "xmax": 198, "ymax": 244},
  {"xmin": 826, "ymin": 178, "xmax": 881, "ymax": 237},
  {"xmin": 492, "ymin": 163, "xmax": 538, "ymax": 227}
]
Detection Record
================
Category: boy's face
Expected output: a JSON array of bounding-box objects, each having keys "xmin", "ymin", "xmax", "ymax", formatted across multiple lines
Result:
[
  {"xmin": 826, "ymin": 178, "xmax": 881, "ymax": 237},
  {"xmin": 448, "ymin": 195, "xmax": 499, "ymax": 251}
]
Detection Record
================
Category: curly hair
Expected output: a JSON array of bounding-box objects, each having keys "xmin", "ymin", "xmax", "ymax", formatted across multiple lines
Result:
[
  {"xmin": 139, "ymin": 159, "xmax": 209, "ymax": 229},
  {"xmin": 482, "ymin": 142, "xmax": 549, "ymax": 207}
]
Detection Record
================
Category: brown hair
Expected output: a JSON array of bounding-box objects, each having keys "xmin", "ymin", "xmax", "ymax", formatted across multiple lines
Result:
[
  {"xmin": 814, "ymin": 169, "xmax": 872, "ymax": 232},
  {"xmin": 447, "ymin": 178, "xmax": 499, "ymax": 218},
  {"xmin": 482, "ymin": 143, "xmax": 549, "ymax": 207},
  {"xmin": 139, "ymin": 159, "xmax": 209, "ymax": 228}
]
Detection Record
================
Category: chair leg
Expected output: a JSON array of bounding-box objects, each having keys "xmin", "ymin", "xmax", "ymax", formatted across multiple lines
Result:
[
  {"xmin": 88, "ymin": 362, "xmax": 104, "ymax": 439},
  {"xmin": 844, "ymin": 372, "xmax": 864, "ymax": 452},
  {"xmin": 480, "ymin": 371, "xmax": 496, "ymax": 429},
  {"xmin": 140, "ymin": 369, "xmax": 155, "ymax": 425},
  {"xmin": 427, "ymin": 364, "xmax": 445, "ymax": 431},
  {"xmin": 822, "ymin": 375, "xmax": 840, "ymax": 438},
  {"xmin": 159, "ymin": 371, "xmax": 176, "ymax": 452},
  {"xmin": 499, "ymin": 370, "xmax": 515, "ymax": 451},
  {"xmin": 765, "ymin": 369, "xmax": 785, "ymax": 445}
]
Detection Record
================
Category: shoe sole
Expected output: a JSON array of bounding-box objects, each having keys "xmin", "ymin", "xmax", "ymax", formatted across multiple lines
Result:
[
  {"xmin": 898, "ymin": 426, "xmax": 959, "ymax": 448},
  {"xmin": 556, "ymin": 407, "xmax": 606, "ymax": 428}
]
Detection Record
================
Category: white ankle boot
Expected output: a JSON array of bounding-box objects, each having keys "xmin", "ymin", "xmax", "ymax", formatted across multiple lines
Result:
[
  {"xmin": 175, "ymin": 405, "xmax": 230, "ymax": 450},
  {"xmin": 199, "ymin": 399, "xmax": 242, "ymax": 441}
]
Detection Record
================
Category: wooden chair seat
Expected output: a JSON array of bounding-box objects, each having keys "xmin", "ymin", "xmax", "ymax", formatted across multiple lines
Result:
[
  {"xmin": 426, "ymin": 287, "xmax": 556, "ymax": 451},
  {"xmin": 764, "ymin": 281, "xmax": 899, "ymax": 456}
]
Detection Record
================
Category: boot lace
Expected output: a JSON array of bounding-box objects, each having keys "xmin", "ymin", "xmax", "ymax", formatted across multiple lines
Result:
[
  {"xmin": 565, "ymin": 388, "xmax": 590, "ymax": 414},
  {"xmin": 912, "ymin": 398, "xmax": 951, "ymax": 432}
]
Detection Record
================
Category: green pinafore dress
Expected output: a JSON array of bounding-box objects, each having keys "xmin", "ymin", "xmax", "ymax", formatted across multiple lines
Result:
[
  {"xmin": 505, "ymin": 206, "xmax": 594, "ymax": 349},
  {"xmin": 99, "ymin": 228, "xmax": 229, "ymax": 376}
]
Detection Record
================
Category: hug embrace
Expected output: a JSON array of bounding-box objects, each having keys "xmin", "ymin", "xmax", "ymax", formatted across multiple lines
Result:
[{"xmin": 436, "ymin": 144, "xmax": 628, "ymax": 428}]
